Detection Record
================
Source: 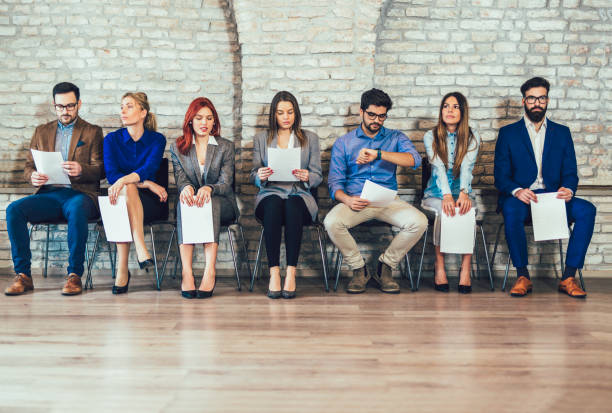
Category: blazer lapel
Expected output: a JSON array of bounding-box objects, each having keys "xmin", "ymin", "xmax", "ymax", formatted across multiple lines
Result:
[
  {"xmin": 541, "ymin": 120, "xmax": 553, "ymax": 170},
  {"xmin": 68, "ymin": 118, "xmax": 83, "ymax": 160},
  {"xmin": 45, "ymin": 122, "xmax": 59, "ymax": 152},
  {"xmin": 518, "ymin": 120, "xmax": 537, "ymax": 167},
  {"xmin": 188, "ymin": 145, "xmax": 203, "ymax": 187},
  {"xmin": 203, "ymin": 143, "xmax": 217, "ymax": 183}
]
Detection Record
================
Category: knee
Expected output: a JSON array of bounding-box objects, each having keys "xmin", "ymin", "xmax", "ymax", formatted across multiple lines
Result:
[
  {"xmin": 502, "ymin": 199, "xmax": 527, "ymax": 224},
  {"xmin": 124, "ymin": 183, "xmax": 139, "ymax": 197},
  {"xmin": 6, "ymin": 201, "xmax": 21, "ymax": 220}
]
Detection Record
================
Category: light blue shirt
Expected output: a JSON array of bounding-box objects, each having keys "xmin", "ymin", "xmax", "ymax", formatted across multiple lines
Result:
[
  {"xmin": 328, "ymin": 126, "xmax": 421, "ymax": 200},
  {"xmin": 55, "ymin": 119, "xmax": 75, "ymax": 161},
  {"xmin": 423, "ymin": 129, "xmax": 480, "ymax": 199}
]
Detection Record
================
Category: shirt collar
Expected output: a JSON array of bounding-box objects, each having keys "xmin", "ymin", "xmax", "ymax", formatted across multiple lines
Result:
[
  {"xmin": 122, "ymin": 127, "xmax": 151, "ymax": 144},
  {"xmin": 57, "ymin": 118, "xmax": 77, "ymax": 131},
  {"xmin": 523, "ymin": 115, "xmax": 547, "ymax": 132},
  {"xmin": 356, "ymin": 125, "xmax": 387, "ymax": 140},
  {"xmin": 192, "ymin": 135, "xmax": 219, "ymax": 146}
]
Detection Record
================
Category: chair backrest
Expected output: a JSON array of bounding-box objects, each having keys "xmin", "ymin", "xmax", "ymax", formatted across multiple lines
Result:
[{"xmin": 421, "ymin": 157, "xmax": 431, "ymax": 199}]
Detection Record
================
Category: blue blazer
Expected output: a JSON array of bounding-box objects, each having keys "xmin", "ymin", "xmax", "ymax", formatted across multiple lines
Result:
[{"xmin": 494, "ymin": 118, "xmax": 578, "ymax": 210}]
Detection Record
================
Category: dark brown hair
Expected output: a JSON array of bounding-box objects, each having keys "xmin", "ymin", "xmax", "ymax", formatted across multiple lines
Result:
[{"xmin": 267, "ymin": 91, "xmax": 306, "ymax": 147}]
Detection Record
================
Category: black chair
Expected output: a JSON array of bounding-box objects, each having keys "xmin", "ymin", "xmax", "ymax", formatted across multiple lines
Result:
[
  {"xmin": 249, "ymin": 187, "xmax": 330, "ymax": 292},
  {"xmin": 159, "ymin": 172, "xmax": 251, "ymax": 291},
  {"xmin": 491, "ymin": 219, "xmax": 585, "ymax": 292},
  {"xmin": 28, "ymin": 216, "xmax": 113, "ymax": 290},
  {"xmin": 87, "ymin": 158, "xmax": 173, "ymax": 290},
  {"xmin": 415, "ymin": 157, "xmax": 494, "ymax": 291},
  {"xmin": 330, "ymin": 220, "xmax": 414, "ymax": 292}
]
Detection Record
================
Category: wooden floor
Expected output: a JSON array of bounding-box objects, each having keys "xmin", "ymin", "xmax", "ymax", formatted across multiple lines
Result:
[{"xmin": 1, "ymin": 272, "xmax": 611, "ymax": 413}]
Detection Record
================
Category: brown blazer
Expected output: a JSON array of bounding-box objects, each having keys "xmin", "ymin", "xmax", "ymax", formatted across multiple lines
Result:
[{"xmin": 24, "ymin": 116, "xmax": 105, "ymax": 208}]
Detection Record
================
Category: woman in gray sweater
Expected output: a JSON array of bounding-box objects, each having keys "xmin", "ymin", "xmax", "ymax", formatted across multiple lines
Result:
[{"xmin": 250, "ymin": 91, "xmax": 322, "ymax": 299}]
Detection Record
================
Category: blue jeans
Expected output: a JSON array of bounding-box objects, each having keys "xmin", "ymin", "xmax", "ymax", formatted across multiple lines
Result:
[
  {"xmin": 6, "ymin": 187, "xmax": 98, "ymax": 277},
  {"xmin": 502, "ymin": 191, "xmax": 596, "ymax": 269}
]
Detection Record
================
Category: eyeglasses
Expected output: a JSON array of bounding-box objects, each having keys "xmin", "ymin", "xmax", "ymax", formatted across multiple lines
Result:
[
  {"xmin": 54, "ymin": 103, "xmax": 78, "ymax": 112},
  {"xmin": 365, "ymin": 111, "xmax": 388, "ymax": 121},
  {"xmin": 525, "ymin": 95, "xmax": 548, "ymax": 105}
]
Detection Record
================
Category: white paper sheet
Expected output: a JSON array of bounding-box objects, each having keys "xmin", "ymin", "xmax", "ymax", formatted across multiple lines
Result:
[
  {"xmin": 530, "ymin": 192, "xmax": 569, "ymax": 241},
  {"xmin": 268, "ymin": 147, "xmax": 300, "ymax": 182},
  {"xmin": 98, "ymin": 196, "xmax": 133, "ymax": 242},
  {"xmin": 359, "ymin": 179, "xmax": 397, "ymax": 207},
  {"xmin": 31, "ymin": 149, "xmax": 71, "ymax": 185},
  {"xmin": 180, "ymin": 201, "xmax": 215, "ymax": 244},
  {"xmin": 440, "ymin": 207, "xmax": 476, "ymax": 254}
]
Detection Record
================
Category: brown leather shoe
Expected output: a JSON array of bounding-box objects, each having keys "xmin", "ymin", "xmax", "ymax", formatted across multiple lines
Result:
[
  {"xmin": 346, "ymin": 266, "xmax": 369, "ymax": 294},
  {"xmin": 62, "ymin": 273, "xmax": 82, "ymax": 296},
  {"xmin": 558, "ymin": 277, "xmax": 586, "ymax": 298},
  {"xmin": 4, "ymin": 273, "xmax": 34, "ymax": 296},
  {"xmin": 510, "ymin": 276, "xmax": 532, "ymax": 297},
  {"xmin": 372, "ymin": 261, "xmax": 400, "ymax": 294}
]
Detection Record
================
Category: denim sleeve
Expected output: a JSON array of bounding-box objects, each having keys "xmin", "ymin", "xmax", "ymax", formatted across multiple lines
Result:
[
  {"xmin": 424, "ymin": 130, "xmax": 451, "ymax": 195},
  {"xmin": 327, "ymin": 138, "xmax": 347, "ymax": 201},
  {"xmin": 397, "ymin": 131, "xmax": 422, "ymax": 170},
  {"xmin": 459, "ymin": 129, "xmax": 480, "ymax": 193}
]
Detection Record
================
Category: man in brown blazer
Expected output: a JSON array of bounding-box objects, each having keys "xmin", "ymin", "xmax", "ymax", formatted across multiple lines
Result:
[{"xmin": 4, "ymin": 82, "xmax": 104, "ymax": 296}]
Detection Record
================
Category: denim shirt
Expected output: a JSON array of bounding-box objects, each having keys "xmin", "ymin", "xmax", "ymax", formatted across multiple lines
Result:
[
  {"xmin": 328, "ymin": 126, "xmax": 421, "ymax": 200},
  {"xmin": 423, "ymin": 128, "xmax": 480, "ymax": 199}
]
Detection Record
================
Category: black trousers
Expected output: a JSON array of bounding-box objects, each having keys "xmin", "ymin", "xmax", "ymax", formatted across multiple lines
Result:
[{"xmin": 255, "ymin": 195, "xmax": 312, "ymax": 267}]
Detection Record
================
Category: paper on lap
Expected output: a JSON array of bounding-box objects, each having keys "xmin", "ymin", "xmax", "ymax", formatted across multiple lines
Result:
[
  {"xmin": 359, "ymin": 179, "xmax": 397, "ymax": 207},
  {"xmin": 440, "ymin": 207, "xmax": 475, "ymax": 254},
  {"xmin": 530, "ymin": 192, "xmax": 569, "ymax": 241},
  {"xmin": 98, "ymin": 196, "xmax": 133, "ymax": 242},
  {"xmin": 181, "ymin": 201, "xmax": 215, "ymax": 244}
]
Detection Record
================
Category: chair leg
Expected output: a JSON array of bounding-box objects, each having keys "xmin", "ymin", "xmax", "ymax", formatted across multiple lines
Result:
[
  {"xmin": 238, "ymin": 224, "xmax": 252, "ymax": 287},
  {"xmin": 85, "ymin": 228, "xmax": 101, "ymax": 290},
  {"xmin": 491, "ymin": 223, "xmax": 503, "ymax": 269},
  {"xmin": 227, "ymin": 226, "xmax": 242, "ymax": 291},
  {"xmin": 160, "ymin": 225, "xmax": 175, "ymax": 289},
  {"xmin": 316, "ymin": 226, "xmax": 329, "ymax": 292},
  {"xmin": 473, "ymin": 226, "xmax": 481, "ymax": 280},
  {"xmin": 149, "ymin": 225, "xmax": 161, "ymax": 291},
  {"xmin": 250, "ymin": 227, "xmax": 264, "ymax": 292},
  {"xmin": 557, "ymin": 239, "xmax": 565, "ymax": 278},
  {"xmin": 480, "ymin": 224, "xmax": 494, "ymax": 291},
  {"xmin": 44, "ymin": 224, "xmax": 50, "ymax": 278},
  {"xmin": 578, "ymin": 269, "xmax": 585, "ymax": 291},
  {"xmin": 404, "ymin": 253, "xmax": 414, "ymax": 291},
  {"xmin": 416, "ymin": 226, "xmax": 428, "ymax": 291},
  {"xmin": 502, "ymin": 254, "xmax": 511, "ymax": 292},
  {"xmin": 334, "ymin": 252, "xmax": 342, "ymax": 292}
]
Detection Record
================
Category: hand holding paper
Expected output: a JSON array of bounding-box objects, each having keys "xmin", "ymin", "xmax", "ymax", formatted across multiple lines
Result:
[
  {"xmin": 268, "ymin": 147, "xmax": 300, "ymax": 182},
  {"xmin": 440, "ymin": 207, "xmax": 476, "ymax": 254},
  {"xmin": 359, "ymin": 180, "xmax": 397, "ymax": 207},
  {"xmin": 530, "ymin": 192, "xmax": 569, "ymax": 241},
  {"xmin": 181, "ymin": 201, "xmax": 215, "ymax": 244},
  {"xmin": 98, "ymin": 196, "xmax": 133, "ymax": 242},
  {"xmin": 30, "ymin": 149, "xmax": 71, "ymax": 185}
]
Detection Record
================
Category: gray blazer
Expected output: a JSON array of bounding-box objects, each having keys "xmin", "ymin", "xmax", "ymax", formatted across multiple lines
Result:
[
  {"xmin": 170, "ymin": 137, "xmax": 239, "ymax": 235},
  {"xmin": 249, "ymin": 129, "xmax": 322, "ymax": 221}
]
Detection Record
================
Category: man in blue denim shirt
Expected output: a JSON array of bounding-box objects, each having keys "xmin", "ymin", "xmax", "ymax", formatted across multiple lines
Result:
[{"xmin": 324, "ymin": 89, "xmax": 427, "ymax": 294}]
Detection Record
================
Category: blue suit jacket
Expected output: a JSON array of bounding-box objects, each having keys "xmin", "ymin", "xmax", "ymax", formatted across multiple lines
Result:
[{"xmin": 494, "ymin": 118, "xmax": 578, "ymax": 210}]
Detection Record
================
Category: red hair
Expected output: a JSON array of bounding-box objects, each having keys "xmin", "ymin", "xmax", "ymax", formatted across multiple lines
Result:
[{"xmin": 176, "ymin": 97, "xmax": 221, "ymax": 155}]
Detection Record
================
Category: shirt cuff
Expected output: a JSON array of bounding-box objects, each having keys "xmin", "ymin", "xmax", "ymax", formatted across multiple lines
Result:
[{"xmin": 512, "ymin": 188, "xmax": 522, "ymax": 197}]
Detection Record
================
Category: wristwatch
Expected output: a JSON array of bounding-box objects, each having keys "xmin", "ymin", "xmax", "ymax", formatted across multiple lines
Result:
[{"xmin": 376, "ymin": 148, "xmax": 382, "ymax": 160}]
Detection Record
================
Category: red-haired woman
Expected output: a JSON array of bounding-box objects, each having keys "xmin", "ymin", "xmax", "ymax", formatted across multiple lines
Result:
[{"xmin": 170, "ymin": 97, "xmax": 239, "ymax": 299}]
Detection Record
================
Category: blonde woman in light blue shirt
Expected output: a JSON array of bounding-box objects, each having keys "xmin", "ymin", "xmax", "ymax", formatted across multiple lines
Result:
[{"xmin": 422, "ymin": 92, "xmax": 480, "ymax": 294}]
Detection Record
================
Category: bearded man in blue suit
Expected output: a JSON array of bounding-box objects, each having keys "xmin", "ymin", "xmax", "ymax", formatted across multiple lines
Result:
[{"xmin": 494, "ymin": 77, "xmax": 596, "ymax": 298}]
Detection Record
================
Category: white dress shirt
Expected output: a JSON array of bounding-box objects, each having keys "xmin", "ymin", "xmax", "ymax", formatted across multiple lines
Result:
[{"xmin": 512, "ymin": 115, "xmax": 547, "ymax": 196}]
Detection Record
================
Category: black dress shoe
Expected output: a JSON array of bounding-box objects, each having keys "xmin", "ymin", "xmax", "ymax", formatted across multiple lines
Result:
[
  {"xmin": 267, "ymin": 289, "xmax": 281, "ymax": 299},
  {"xmin": 181, "ymin": 290, "xmax": 197, "ymax": 299},
  {"xmin": 434, "ymin": 281, "xmax": 449, "ymax": 292},
  {"xmin": 197, "ymin": 280, "xmax": 216, "ymax": 299},
  {"xmin": 112, "ymin": 271, "xmax": 131, "ymax": 295},
  {"xmin": 281, "ymin": 288, "xmax": 296, "ymax": 299},
  {"xmin": 458, "ymin": 284, "xmax": 472, "ymax": 294},
  {"xmin": 138, "ymin": 258, "xmax": 154, "ymax": 272}
]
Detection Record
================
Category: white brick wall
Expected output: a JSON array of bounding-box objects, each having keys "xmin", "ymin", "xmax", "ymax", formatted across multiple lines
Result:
[{"xmin": 0, "ymin": 0, "xmax": 610, "ymax": 278}]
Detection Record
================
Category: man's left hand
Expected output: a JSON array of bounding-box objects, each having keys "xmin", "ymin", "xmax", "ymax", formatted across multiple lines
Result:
[
  {"xmin": 62, "ymin": 161, "xmax": 82, "ymax": 177},
  {"xmin": 557, "ymin": 187, "xmax": 573, "ymax": 202},
  {"xmin": 356, "ymin": 148, "xmax": 378, "ymax": 165}
]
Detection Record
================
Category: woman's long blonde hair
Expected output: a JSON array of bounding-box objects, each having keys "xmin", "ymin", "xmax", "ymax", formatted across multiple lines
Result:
[
  {"xmin": 432, "ymin": 91, "xmax": 475, "ymax": 178},
  {"xmin": 122, "ymin": 92, "xmax": 157, "ymax": 131}
]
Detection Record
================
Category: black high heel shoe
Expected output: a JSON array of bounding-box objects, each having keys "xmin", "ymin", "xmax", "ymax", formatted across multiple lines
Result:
[
  {"xmin": 181, "ymin": 290, "xmax": 197, "ymax": 299},
  {"xmin": 434, "ymin": 281, "xmax": 449, "ymax": 292},
  {"xmin": 458, "ymin": 284, "xmax": 472, "ymax": 294},
  {"xmin": 112, "ymin": 271, "xmax": 131, "ymax": 295},
  {"xmin": 281, "ymin": 288, "xmax": 296, "ymax": 299},
  {"xmin": 197, "ymin": 279, "xmax": 216, "ymax": 299},
  {"xmin": 138, "ymin": 258, "xmax": 154, "ymax": 273}
]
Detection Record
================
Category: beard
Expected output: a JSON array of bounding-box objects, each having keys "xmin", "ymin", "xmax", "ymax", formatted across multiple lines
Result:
[
  {"xmin": 524, "ymin": 104, "xmax": 546, "ymax": 123},
  {"xmin": 363, "ymin": 120, "xmax": 381, "ymax": 134}
]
